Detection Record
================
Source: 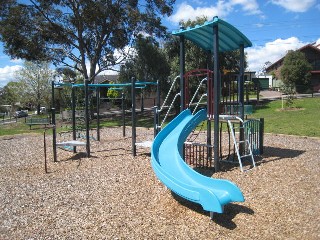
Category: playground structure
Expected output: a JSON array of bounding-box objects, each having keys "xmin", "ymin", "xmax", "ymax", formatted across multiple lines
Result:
[
  {"xmin": 154, "ymin": 18, "xmax": 263, "ymax": 172},
  {"xmin": 151, "ymin": 17, "xmax": 264, "ymax": 218},
  {"xmin": 51, "ymin": 78, "xmax": 159, "ymax": 161},
  {"xmin": 47, "ymin": 16, "xmax": 264, "ymax": 219}
]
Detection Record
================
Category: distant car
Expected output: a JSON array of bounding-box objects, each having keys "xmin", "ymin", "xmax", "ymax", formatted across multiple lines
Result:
[
  {"xmin": 15, "ymin": 111, "xmax": 28, "ymax": 118},
  {"xmin": 34, "ymin": 107, "xmax": 46, "ymax": 115}
]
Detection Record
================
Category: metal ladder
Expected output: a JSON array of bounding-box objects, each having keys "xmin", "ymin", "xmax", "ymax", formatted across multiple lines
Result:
[{"xmin": 220, "ymin": 115, "xmax": 256, "ymax": 172}]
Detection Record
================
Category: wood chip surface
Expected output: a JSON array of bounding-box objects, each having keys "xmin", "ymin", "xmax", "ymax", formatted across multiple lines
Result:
[{"xmin": 0, "ymin": 127, "xmax": 319, "ymax": 239}]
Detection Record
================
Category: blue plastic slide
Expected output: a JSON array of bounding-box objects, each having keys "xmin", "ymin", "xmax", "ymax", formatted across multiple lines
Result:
[{"xmin": 151, "ymin": 109, "xmax": 244, "ymax": 216}]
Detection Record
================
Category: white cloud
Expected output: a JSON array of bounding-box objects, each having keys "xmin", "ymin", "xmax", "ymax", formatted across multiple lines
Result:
[
  {"xmin": 9, "ymin": 58, "xmax": 23, "ymax": 64},
  {"xmin": 230, "ymin": 0, "xmax": 261, "ymax": 14},
  {"xmin": 169, "ymin": 0, "xmax": 262, "ymax": 24},
  {"xmin": 169, "ymin": 2, "xmax": 228, "ymax": 24},
  {"xmin": 0, "ymin": 65, "xmax": 23, "ymax": 87},
  {"xmin": 271, "ymin": 0, "xmax": 316, "ymax": 12},
  {"xmin": 246, "ymin": 37, "xmax": 306, "ymax": 72}
]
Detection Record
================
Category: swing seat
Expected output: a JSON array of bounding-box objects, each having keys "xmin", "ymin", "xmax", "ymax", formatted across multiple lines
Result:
[{"xmin": 56, "ymin": 140, "xmax": 86, "ymax": 147}]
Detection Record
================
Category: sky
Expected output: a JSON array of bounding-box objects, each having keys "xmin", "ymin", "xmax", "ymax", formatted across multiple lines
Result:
[{"xmin": 0, "ymin": 0, "xmax": 320, "ymax": 87}]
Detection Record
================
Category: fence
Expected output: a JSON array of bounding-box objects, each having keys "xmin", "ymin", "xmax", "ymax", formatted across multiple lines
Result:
[{"xmin": 184, "ymin": 142, "xmax": 213, "ymax": 168}]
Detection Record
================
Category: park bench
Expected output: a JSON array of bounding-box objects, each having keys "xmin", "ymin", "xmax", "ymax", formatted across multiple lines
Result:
[
  {"xmin": 0, "ymin": 113, "xmax": 5, "ymax": 121},
  {"xmin": 26, "ymin": 117, "xmax": 51, "ymax": 129}
]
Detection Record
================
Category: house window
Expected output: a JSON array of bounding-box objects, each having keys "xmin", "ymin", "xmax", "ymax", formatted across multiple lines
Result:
[{"xmin": 311, "ymin": 59, "xmax": 320, "ymax": 71}]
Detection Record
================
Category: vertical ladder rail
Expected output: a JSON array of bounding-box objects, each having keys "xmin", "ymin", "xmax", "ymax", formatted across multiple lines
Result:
[{"xmin": 226, "ymin": 117, "xmax": 256, "ymax": 172}]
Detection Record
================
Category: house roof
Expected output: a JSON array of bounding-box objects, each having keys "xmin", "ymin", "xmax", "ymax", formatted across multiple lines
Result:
[
  {"xmin": 172, "ymin": 16, "xmax": 252, "ymax": 53},
  {"xmin": 266, "ymin": 43, "xmax": 320, "ymax": 72},
  {"xmin": 94, "ymin": 75, "xmax": 118, "ymax": 84}
]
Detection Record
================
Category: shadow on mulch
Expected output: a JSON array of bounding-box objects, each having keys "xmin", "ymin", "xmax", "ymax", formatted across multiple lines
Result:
[
  {"xmin": 260, "ymin": 146, "xmax": 305, "ymax": 163},
  {"xmin": 192, "ymin": 163, "xmax": 249, "ymax": 176},
  {"xmin": 95, "ymin": 147, "xmax": 130, "ymax": 158},
  {"xmin": 56, "ymin": 152, "xmax": 95, "ymax": 162},
  {"xmin": 193, "ymin": 145, "xmax": 306, "ymax": 175},
  {"xmin": 171, "ymin": 192, "xmax": 253, "ymax": 229}
]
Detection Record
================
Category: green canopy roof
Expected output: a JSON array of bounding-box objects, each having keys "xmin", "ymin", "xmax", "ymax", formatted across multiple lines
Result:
[{"xmin": 172, "ymin": 17, "xmax": 252, "ymax": 52}]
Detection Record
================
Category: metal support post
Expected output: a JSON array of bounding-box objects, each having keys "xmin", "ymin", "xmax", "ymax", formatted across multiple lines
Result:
[
  {"xmin": 213, "ymin": 24, "xmax": 220, "ymax": 172},
  {"xmin": 131, "ymin": 77, "xmax": 137, "ymax": 156},
  {"xmin": 259, "ymin": 118, "xmax": 264, "ymax": 154},
  {"xmin": 96, "ymin": 87, "xmax": 100, "ymax": 141},
  {"xmin": 84, "ymin": 79, "xmax": 90, "ymax": 157},
  {"xmin": 51, "ymin": 80, "xmax": 57, "ymax": 162},
  {"xmin": 239, "ymin": 44, "xmax": 245, "ymax": 155},
  {"xmin": 71, "ymin": 84, "xmax": 76, "ymax": 153},
  {"xmin": 179, "ymin": 28, "xmax": 185, "ymax": 112},
  {"xmin": 122, "ymin": 92, "xmax": 126, "ymax": 137}
]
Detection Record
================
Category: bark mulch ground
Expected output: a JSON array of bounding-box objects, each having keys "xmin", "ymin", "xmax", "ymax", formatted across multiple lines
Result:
[{"xmin": 0, "ymin": 127, "xmax": 319, "ymax": 239}]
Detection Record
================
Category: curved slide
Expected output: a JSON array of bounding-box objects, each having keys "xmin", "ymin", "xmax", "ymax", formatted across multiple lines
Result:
[{"xmin": 151, "ymin": 109, "xmax": 244, "ymax": 216}]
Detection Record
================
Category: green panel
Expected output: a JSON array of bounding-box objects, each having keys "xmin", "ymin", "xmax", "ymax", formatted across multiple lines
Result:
[
  {"xmin": 258, "ymin": 79, "xmax": 269, "ymax": 90},
  {"xmin": 172, "ymin": 16, "xmax": 252, "ymax": 52}
]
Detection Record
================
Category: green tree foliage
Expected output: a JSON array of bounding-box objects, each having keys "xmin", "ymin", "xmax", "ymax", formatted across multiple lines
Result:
[
  {"xmin": 0, "ymin": 0, "xmax": 175, "ymax": 83},
  {"xmin": 119, "ymin": 35, "xmax": 170, "ymax": 82},
  {"xmin": 15, "ymin": 61, "xmax": 53, "ymax": 114},
  {"xmin": 54, "ymin": 68, "xmax": 85, "ymax": 111},
  {"xmin": 119, "ymin": 35, "xmax": 170, "ymax": 98},
  {"xmin": 56, "ymin": 67, "xmax": 78, "ymax": 83},
  {"xmin": 107, "ymin": 82, "xmax": 120, "ymax": 99},
  {"xmin": 280, "ymin": 50, "xmax": 312, "ymax": 91},
  {"xmin": 0, "ymin": 81, "xmax": 22, "ymax": 108},
  {"xmin": 280, "ymin": 50, "xmax": 312, "ymax": 107}
]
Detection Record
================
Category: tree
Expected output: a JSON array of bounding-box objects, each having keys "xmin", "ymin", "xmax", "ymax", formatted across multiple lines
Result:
[
  {"xmin": 0, "ymin": 0, "xmax": 175, "ymax": 83},
  {"xmin": 119, "ymin": 35, "xmax": 171, "ymax": 99},
  {"xmin": 280, "ymin": 50, "xmax": 312, "ymax": 93},
  {"xmin": 54, "ymin": 67, "xmax": 85, "ymax": 111},
  {"xmin": 0, "ymin": 81, "xmax": 23, "ymax": 112},
  {"xmin": 15, "ymin": 61, "xmax": 54, "ymax": 114},
  {"xmin": 119, "ymin": 35, "xmax": 170, "ymax": 81},
  {"xmin": 280, "ymin": 50, "xmax": 312, "ymax": 107}
]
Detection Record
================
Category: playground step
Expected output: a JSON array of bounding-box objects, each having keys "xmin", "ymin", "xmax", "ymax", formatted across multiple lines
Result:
[{"xmin": 240, "ymin": 154, "xmax": 253, "ymax": 159}]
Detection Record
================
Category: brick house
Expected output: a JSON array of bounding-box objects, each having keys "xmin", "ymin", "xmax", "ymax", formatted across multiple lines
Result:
[
  {"xmin": 94, "ymin": 74, "xmax": 119, "ymax": 98},
  {"xmin": 265, "ymin": 42, "xmax": 320, "ymax": 92}
]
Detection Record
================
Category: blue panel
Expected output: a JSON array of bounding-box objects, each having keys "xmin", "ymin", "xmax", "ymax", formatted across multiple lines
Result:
[{"xmin": 151, "ymin": 109, "xmax": 244, "ymax": 214}]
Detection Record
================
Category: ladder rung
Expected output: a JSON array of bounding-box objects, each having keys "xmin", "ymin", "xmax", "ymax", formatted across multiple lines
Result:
[{"xmin": 240, "ymin": 154, "xmax": 253, "ymax": 158}]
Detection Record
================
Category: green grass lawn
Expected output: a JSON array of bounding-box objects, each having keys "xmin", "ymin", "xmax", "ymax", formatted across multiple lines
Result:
[
  {"xmin": 250, "ymin": 97, "xmax": 320, "ymax": 137},
  {"xmin": 1, "ymin": 97, "xmax": 319, "ymax": 138},
  {"xmin": 0, "ymin": 119, "xmax": 47, "ymax": 136}
]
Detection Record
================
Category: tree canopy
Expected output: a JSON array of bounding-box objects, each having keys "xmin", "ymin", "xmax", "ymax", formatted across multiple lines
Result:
[
  {"xmin": 280, "ymin": 50, "xmax": 312, "ymax": 89},
  {"xmin": 119, "ymin": 35, "xmax": 170, "ymax": 82},
  {"xmin": 15, "ymin": 61, "xmax": 53, "ymax": 113},
  {"xmin": 0, "ymin": 0, "xmax": 175, "ymax": 83}
]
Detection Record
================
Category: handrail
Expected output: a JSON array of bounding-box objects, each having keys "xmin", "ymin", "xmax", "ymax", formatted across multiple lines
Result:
[
  {"xmin": 159, "ymin": 76, "xmax": 180, "ymax": 112},
  {"xmin": 189, "ymin": 77, "xmax": 207, "ymax": 107},
  {"xmin": 192, "ymin": 93, "xmax": 207, "ymax": 115},
  {"xmin": 160, "ymin": 92, "xmax": 180, "ymax": 128}
]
